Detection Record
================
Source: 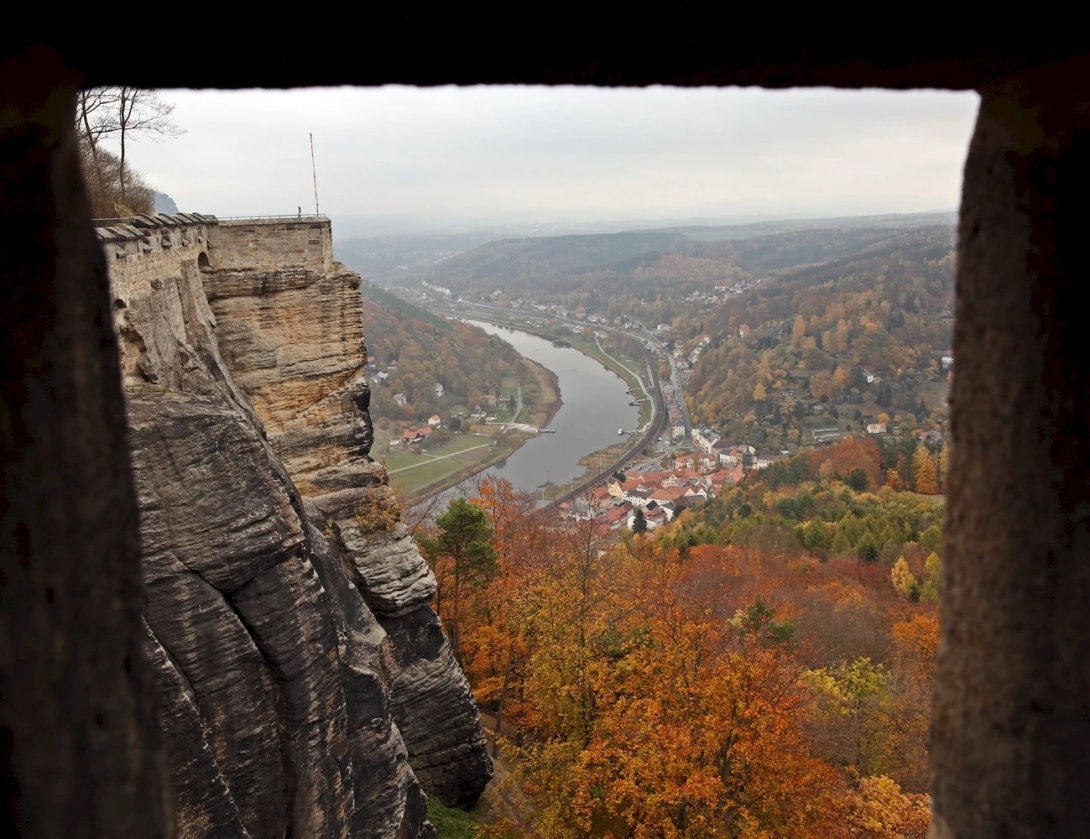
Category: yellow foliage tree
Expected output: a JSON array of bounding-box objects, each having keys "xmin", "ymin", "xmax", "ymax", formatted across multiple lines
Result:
[
  {"xmin": 849, "ymin": 774, "xmax": 931, "ymax": 839},
  {"xmin": 791, "ymin": 315, "xmax": 807, "ymax": 347},
  {"xmin": 912, "ymin": 446, "xmax": 939, "ymax": 494},
  {"xmin": 891, "ymin": 557, "xmax": 919, "ymax": 601}
]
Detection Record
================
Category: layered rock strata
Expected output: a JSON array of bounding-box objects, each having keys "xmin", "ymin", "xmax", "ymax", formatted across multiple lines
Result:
[{"xmin": 100, "ymin": 214, "xmax": 490, "ymax": 838}]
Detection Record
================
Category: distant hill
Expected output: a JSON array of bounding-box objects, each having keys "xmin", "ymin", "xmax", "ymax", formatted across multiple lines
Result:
[
  {"xmin": 423, "ymin": 230, "xmax": 688, "ymax": 291},
  {"xmin": 154, "ymin": 192, "xmax": 178, "ymax": 214},
  {"xmin": 419, "ymin": 215, "xmax": 952, "ymax": 307},
  {"xmin": 359, "ymin": 280, "xmax": 451, "ymax": 332},
  {"xmin": 335, "ymin": 232, "xmax": 511, "ymax": 284},
  {"xmin": 674, "ymin": 211, "xmax": 956, "ymax": 242}
]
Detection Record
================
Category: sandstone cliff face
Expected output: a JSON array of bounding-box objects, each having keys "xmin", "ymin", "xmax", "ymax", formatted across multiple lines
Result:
[{"xmin": 101, "ymin": 214, "xmax": 491, "ymax": 838}]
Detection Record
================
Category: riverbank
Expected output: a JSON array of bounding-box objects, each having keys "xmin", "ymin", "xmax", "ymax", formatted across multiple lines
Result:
[
  {"xmin": 400, "ymin": 315, "xmax": 642, "ymax": 509},
  {"xmin": 448, "ymin": 311, "xmax": 653, "ymax": 426},
  {"xmin": 524, "ymin": 357, "xmax": 561, "ymax": 429},
  {"xmin": 389, "ymin": 350, "xmax": 562, "ymax": 506}
]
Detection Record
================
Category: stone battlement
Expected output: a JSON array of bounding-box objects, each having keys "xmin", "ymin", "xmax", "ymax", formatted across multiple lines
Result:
[
  {"xmin": 211, "ymin": 216, "xmax": 333, "ymax": 273},
  {"xmin": 97, "ymin": 212, "xmax": 336, "ymax": 392},
  {"xmin": 96, "ymin": 212, "xmax": 217, "ymax": 257},
  {"xmin": 98, "ymin": 214, "xmax": 220, "ymax": 312},
  {"xmin": 96, "ymin": 212, "xmax": 334, "ymax": 276}
]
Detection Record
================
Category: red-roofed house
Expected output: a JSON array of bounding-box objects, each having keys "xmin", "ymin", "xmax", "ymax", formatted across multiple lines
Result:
[{"xmin": 602, "ymin": 505, "xmax": 632, "ymax": 530}]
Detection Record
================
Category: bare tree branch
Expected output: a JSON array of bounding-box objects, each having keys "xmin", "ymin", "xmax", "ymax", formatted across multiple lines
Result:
[{"xmin": 75, "ymin": 87, "xmax": 185, "ymax": 206}]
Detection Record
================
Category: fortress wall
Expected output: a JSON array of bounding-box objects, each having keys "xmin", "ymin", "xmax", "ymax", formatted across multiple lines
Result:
[{"xmin": 210, "ymin": 217, "xmax": 333, "ymax": 273}]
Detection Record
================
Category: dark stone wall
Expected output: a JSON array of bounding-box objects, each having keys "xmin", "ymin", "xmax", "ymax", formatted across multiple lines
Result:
[
  {"xmin": 0, "ymin": 50, "xmax": 169, "ymax": 837},
  {"xmin": 933, "ymin": 54, "xmax": 1090, "ymax": 838}
]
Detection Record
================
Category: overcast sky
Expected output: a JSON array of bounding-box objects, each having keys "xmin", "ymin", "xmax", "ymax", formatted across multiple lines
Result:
[{"xmin": 127, "ymin": 86, "xmax": 980, "ymax": 235}]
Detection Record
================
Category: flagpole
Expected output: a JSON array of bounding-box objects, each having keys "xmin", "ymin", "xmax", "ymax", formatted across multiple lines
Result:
[{"xmin": 310, "ymin": 133, "xmax": 320, "ymax": 216}]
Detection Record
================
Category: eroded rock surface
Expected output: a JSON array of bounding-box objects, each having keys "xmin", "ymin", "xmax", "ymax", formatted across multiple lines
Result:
[{"xmin": 102, "ymin": 214, "xmax": 489, "ymax": 838}]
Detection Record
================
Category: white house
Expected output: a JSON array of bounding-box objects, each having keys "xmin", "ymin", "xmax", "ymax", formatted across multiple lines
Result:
[
  {"xmin": 622, "ymin": 487, "xmax": 653, "ymax": 509},
  {"xmin": 435, "ymin": 383, "xmax": 444, "ymax": 397},
  {"xmin": 428, "ymin": 415, "xmax": 442, "ymax": 428},
  {"xmin": 392, "ymin": 393, "xmax": 407, "ymax": 407},
  {"xmin": 693, "ymin": 428, "xmax": 720, "ymax": 455}
]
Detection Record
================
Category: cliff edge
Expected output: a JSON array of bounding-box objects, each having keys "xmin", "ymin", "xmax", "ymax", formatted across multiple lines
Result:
[{"xmin": 100, "ymin": 213, "xmax": 491, "ymax": 838}]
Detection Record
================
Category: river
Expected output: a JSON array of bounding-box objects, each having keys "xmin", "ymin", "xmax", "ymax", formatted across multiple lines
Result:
[{"xmin": 464, "ymin": 320, "xmax": 641, "ymax": 498}]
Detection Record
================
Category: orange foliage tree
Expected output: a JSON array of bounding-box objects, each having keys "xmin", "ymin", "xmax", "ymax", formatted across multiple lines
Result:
[
  {"xmin": 809, "ymin": 437, "xmax": 884, "ymax": 490},
  {"xmin": 441, "ymin": 479, "xmax": 940, "ymax": 837}
]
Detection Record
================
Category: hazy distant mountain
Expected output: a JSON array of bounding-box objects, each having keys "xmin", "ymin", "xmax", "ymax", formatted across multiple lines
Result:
[
  {"xmin": 424, "ymin": 230, "xmax": 688, "ymax": 290},
  {"xmin": 335, "ymin": 232, "xmax": 514, "ymax": 284},
  {"xmin": 154, "ymin": 192, "xmax": 179, "ymax": 215}
]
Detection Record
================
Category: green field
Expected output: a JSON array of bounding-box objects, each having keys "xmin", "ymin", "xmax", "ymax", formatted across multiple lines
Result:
[
  {"xmin": 386, "ymin": 432, "xmax": 524, "ymax": 499},
  {"xmin": 390, "ymin": 456, "xmax": 478, "ymax": 494},
  {"xmin": 385, "ymin": 433, "xmax": 492, "ymax": 469}
]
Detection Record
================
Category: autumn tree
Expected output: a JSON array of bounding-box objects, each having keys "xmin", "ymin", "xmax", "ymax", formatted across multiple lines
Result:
[
  {"xmin": 791, "ymin": 314, "xmax": 808, "ymax": 348},
  {"xmin": 559, "ymin": 547, "xmax": 852, "ymax": 838},
  {"xmin": 911, "ymin": 446, "xmax": 939, "ymax": 494},
  {"xmin": 804, "ymin": 657, "xmax": 896, "ymax": 777},
  {"xmin": 890, "ymin": 557, "xmax": 920, "ymax": 601},
  {"xmin": 418, "ymin": 497, "xmax": 497, "ymax": 666},
  {"xmin": 919, "ymin": 552, "xmax": 941, "ymax": 603},
  {"xmin": 849, "ymin": 775, "xmax": 931, "ymax": 839},
  {"xmin": 465, "ymin": 477, "xmax": 554, "ymax": 740}
]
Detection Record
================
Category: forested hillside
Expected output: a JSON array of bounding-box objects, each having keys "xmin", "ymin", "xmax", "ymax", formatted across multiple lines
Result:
[
  {"xmin": 417, "ymin": 219, "xmax": 950, "ymax": 348},
  {"xmin": 424, "ymin": 230, "xmax": 688, "ymax": 292},
  {"xmin": 359, "ymin": 280, "xmax": 531, "ymax": 424},
  {"xmin": 336, "ymin": 231, "xmax": 505, "ymax": 284},
  {"xmin": 417, "ymin": 440, "xmax": 941, "ymax": 838},
  {"xmin": 686, "ymin": 226, "xmax": 955, "ymax": 446}
]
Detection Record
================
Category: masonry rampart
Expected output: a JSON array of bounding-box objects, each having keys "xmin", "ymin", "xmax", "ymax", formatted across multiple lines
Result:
[
  {"xmin": 209, "ymin": 217, "xmax": 332, "ymax": 273},
  {"xmin": 96, "ymin": 213, "xmax": 218, "ymax": 305},
  {"xmin": 96, "ymin": 215, "xmax": 335, "ymax": 297},
  {"xmin": 96, "ymin": 213, "xmax": 334, "ymax": 392}
]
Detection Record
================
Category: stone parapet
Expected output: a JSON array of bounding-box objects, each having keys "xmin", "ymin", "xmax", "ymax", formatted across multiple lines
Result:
[{"xmin": 211, "ymin": 217, "xmax": 333, "ymax": 273}]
